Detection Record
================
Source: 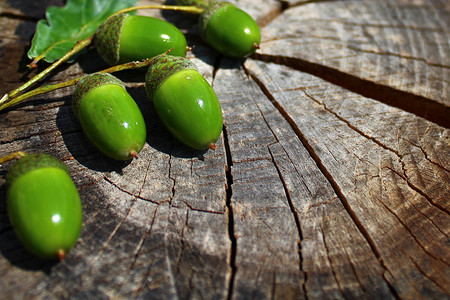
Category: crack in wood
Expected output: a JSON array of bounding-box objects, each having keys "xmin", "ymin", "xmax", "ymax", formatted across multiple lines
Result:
[
  {"xmin": 381, "ymin": 165, "xmax": 450, "ymax": 240},
  {"xmin": 268, "ymin": 146, "xmax": 308, "ymax": 298},
  {"xmin": 84, "ymin": 157, "xmax": 164, "ymax": 290},
  {"xmin": 167, "ymin": 142, "xmax": 176, "ymax": 206},
  {"xmin": 343, "ymin": 245, "xmax": 368, "ymax": 296},
  {"xmin": 113, "ymin": 205, "xmax": 159, "ymax": 298},
  {"xmin": 173, "ymin": 201, "xmax": 224, "ymax": 215},
  {"xmin": 409, "ymin": 255, "xmax": 450, "ymax": 294},
  {"xmin": 247, "ymin": 69, "xmax": 402, "ymax": 298},
  {"xmin": 305, "ymin": 196, "xmax": 339, "ymax": 214},
  {"xmin": 222, "ymin": 124, "xmax": 237, "ymax": 300},
  {"xmin": 404, "ymin": 138, "xmax": 450, "ymax": 173},
  {"xmin": 301, "ymin": 89, "xmax": 450, "ymax": 215},
  {"xmin": 175, "ymin": 209, "xmax": 189, "ymax": 276},
  {"xmin": 103, "ymin": 176, "xmax": 161, "ymax": 205},
  {"xmin": 377, "ymin": 186, "xmax": 450, "ymax": 266},
  {"xmin": 320, "ymin": 225, "xmax": 346, "ymax": 299},
  {"xmin": 346, "ymin": 45, "xmax": 450, "ymax": 69},
  {"xmin": 252, "ymin": 53, "xmax": 450, "ymax": 128}
]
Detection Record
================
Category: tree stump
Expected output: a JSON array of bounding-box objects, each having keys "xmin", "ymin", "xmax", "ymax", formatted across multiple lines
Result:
[{"xmin": 0, "ymin": 0, "xmax": 448, "ymax": 299}]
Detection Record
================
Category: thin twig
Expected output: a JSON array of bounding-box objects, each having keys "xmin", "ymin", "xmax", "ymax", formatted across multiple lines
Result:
[
  {"xmin": 0, "ymin": 151, "xmax": 27, "ymax": 164},
  {"xmin": 110, "ymin": 5, "xmax": 204, "ymax": 18},
  {"xmin": 0, "ymin": 58, "xmax": 154, "ymax": 111}
]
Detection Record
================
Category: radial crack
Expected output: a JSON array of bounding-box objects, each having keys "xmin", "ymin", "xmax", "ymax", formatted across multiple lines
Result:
[
  {"xmin": 302, "ymin": 90, "xmax": 450, "ymax": 215},
  {"xmin": 248, "ymin": 69, "xmax": 400, "ymax": 297},
  {"xmin": 268, "ymin": 146, "xmax": 308, "ymax": 298},
  {"xmin": 252, "ymin": 53, "xmax": 450, "ymax": 128},
  {"xmin": 222, "ymin": 124, "xmax": 237, "ymax": 300}
]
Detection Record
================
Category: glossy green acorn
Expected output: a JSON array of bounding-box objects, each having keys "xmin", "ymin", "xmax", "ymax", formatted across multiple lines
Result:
[
  {"xmin": 6, "ymin": 154, "xmax": 82, "ymax": 260},
  {"xmin": 73, "ymin": 73, "xmax": 146, "ymax": 160},
  {"xmin": 95, "ymin": 13, "xmax": 188, "ymax": 65},
  {"xmin": 145, "ymin": 54, "xmax": 223, "ymax": 150},
  {"xmin": 199, "ymin": 1, "xmax": 261, "ymax": 58}
]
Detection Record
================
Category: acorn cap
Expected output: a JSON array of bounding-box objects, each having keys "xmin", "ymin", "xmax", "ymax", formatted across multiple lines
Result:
[
  {"xmin": 94, "ymin": 13, "xmax": 128, "ymax": 66},
  {"xmin": 198, "ymin": 1, "xmax": 231, "ymax": 37},
  {"xmin": 145, "ymin": 54, "xmax": 198, "ymax": 99},
  {"xmin": 72, "ymin": 73, "xmax": 125, "ymax": 117},
  {"xmin": 5, "ymin": 154, "xmax": 70, "ymax": 190}
]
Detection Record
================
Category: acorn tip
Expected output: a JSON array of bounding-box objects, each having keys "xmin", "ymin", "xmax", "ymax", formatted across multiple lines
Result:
[
  {"xmin": 57, "ymin": 249, "xmax": 66, "ymax": 261},
  {"xmin": 130, "ymin": 151, "xmax": 138, "ymax": 159},
  {"xmin": 28, "ymin": 62, "xmax": 38, "ymax": 69},
  {"xmin": 209, "ymin": 144, "xmax": 216, "ymax": 150},
  {"xmin": 253, "ymin": 43, "xmax": 260, "ymax": 49}
]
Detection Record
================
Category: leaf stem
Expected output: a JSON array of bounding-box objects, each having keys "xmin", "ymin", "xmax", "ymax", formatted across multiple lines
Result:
[
  {"xmin": 0, "ymin": 151, "xmax": 27, "ymax": 164},
  {"xmin": 0, "ymin": 58, "xmax": 154, "ymax": 111},
  {"xmin": 110, "ymin": 5, "xmax": 204, "ymax": 17},
  {"xmin": 0, "ymin": 4, "xmax": 203, "ymax": 111},
  {"xmin": 0, "ymin": 36, "xmax": 93, "ymax": 107}
]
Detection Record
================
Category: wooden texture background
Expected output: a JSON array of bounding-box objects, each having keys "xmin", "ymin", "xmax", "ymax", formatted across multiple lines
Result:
[{"xmin": 0, "ymin": 0, "xmax": 449, "ymax": 299}]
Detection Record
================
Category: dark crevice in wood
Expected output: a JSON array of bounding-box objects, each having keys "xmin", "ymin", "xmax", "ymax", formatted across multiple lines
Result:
[
  {"xmin": 252, "ymin": 53, "xmax": 450, "ymax": 129},
  {"xmin": 222, "ymin": 124, "xmax": 237, "ymax": 300},
  {"xmin": 383, "ymin": 163, "xmax": 450, "ymax": 216},
  {"xmin": 255, "ymin": 1, "xmax": 287, "ymax": 28},
  {"xmin": 175, "ymin": 201, "xmax": 224, "ymax": 215},
  {"xmin": 175, "ymin": 209, "xmax": 189, "ymax": 277},
  {"xmin": 76, "ymin": 176, "xmax": 103, "ymax": 192},
  {"xmin": 103, "ymin": 176, "xmax": 161, "ymax": 206},
  {"xmin": 242, "ymin": 69, "xmax": 308, "ymax": 296},
  {"xmin": 278, "ymin": 0, "xmax": 335, "ymax": 10},
  {"xmin": 346, "ymin": 45, "xmax": 450, "ymax": 69},
  {"xmin": 305, "ymin": 196, "xmax": 338, "ymax": 214},
  {"xmin": 320, "ymin": 225, "xmax": 347, "ymax": 299},
  {"xmin": 247, "ymin": 70, "xmax": 401, "ymax": 299},
  {"xmin": 115, "ymin": 206, "xmax": 159, "ymax": 298},
  {"xmin": 167, "ymin": 142, "xmax": 175, "ymax": 206},
  {"xmin": 88, "ymin": 199, "xmax": 137, "ymax": 274},
  {"xmin": 409, "ymin": 255, "xmax": 449, "ymax": 294},
  {"xmin": 343, "ymin": 246, "xmax": 368, "ymax": 296},
  {"xmin": 300, "ymin": 90, "xmax": 450, "ymax": 215},
  {"xmin": 268, "ymin": 145, "xmax": 308, "ymax": 299},
  {"xmin": 0, "ymin": 11, "xmax": 39, "ymax": 22},
  {"xmin": 371, "ymin": 173, "xmax": 449, "ymax": 266},
  {"xmin": 404, "ymin": 138, "xmax": 450, "ymax": 173}
]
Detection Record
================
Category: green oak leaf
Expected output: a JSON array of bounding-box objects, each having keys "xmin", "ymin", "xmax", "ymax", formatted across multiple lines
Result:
[{"xmin": 27, "ymin": 0, "xmax": 139, "ymax": 63}]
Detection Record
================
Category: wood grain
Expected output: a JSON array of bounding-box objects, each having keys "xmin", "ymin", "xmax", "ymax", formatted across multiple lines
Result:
[
  {"xmin": 256, "ymin": 0, "xmax": 450, "ymax": 127},
  {"xmin": 0, "ymin": 0, "xmax": 448, "ymax": 299}
]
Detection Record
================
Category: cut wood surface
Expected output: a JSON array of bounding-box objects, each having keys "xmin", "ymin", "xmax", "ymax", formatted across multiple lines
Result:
[{"xmin": 0, "ymin": 0, "xmax": 448, "ymax": 299}]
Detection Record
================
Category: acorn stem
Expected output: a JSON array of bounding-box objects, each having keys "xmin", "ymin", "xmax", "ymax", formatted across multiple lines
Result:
[
  {"xmin": 0, "ymin": 36, "xmax": 94, "ymax": 111},
  {"xmin": 15, "ymin": 37, "xmax": 93, "ymax": 99},
  {"xmin": 110, "ymin": 5, "xmax": 204, "ymax": 18},
  {"xmin": 0, "ymin": 151, "xmax": 27, "ymax": 164},
  {"xmin": 0, "ymin": 58, "xmax": 153, "ymax": 111},
  {"xmin": 57, "ymin": 249, "xmax": 66, "ymax": 261}
]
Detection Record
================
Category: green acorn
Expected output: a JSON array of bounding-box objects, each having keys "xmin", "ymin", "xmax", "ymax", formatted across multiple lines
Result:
[
  {"xmin": 199, "ymin": 1, "xmax": 261, "ymax": 58},
  {"xmin": 145, "ymin": 54, "xmax": 223, "ymax": 150},
  {"xmin": 94, "ymin": 13, "xmax": 188, "ymax": 65},
  {"xmin": 6, "ymin": 154, "xmax": 82, "ymax": 260},
  {"xmin": 73, "ymin": 73, "xmax": 147, "ymax": 160}
]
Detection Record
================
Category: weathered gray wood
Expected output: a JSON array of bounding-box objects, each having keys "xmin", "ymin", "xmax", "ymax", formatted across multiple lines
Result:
[
  {"xmin": 244, "ymin": 58, "xmax": 450, "ymax": 299},
  {"xmin": 0, "ymin": 0, "xmax": 449, "ymax": 299},
  {"xmin": 256, "ymin": 0, "xmax": 450, "ymax": 127}
]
